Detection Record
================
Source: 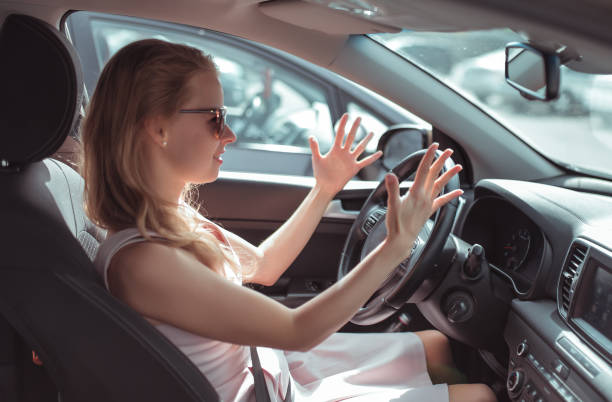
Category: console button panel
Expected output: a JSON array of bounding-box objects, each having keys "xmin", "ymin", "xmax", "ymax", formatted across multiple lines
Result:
[
  {"xmin": 504, "ymin": 301, "xmax": 609, "ymax": 402},
  {"xmin": 557, "ymin": 337, "xmax": 600, "ymax": 377}
]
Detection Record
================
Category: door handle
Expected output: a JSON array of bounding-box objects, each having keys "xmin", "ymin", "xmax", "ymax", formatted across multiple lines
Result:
[{"xmin": 323, "ymin": 199, "xmax": 358, "ymax": 220}]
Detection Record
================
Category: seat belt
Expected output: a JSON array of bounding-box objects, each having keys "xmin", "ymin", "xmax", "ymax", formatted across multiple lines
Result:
[
  {"xmin": 249, "ymin": 346, "xmax": 293, "ymax": 402},
  {"xmin": 249, "ymin": 346, "xmax": 271, "ymax": 402}
]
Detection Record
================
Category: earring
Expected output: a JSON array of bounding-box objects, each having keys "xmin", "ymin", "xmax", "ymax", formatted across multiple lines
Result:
[{"xmin": 159, "ymin": 128, "xmax": 168, "ymax": 147}]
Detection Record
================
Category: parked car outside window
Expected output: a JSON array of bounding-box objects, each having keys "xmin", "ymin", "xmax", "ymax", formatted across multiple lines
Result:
[{"xmin": 373, "ymin": 29, "xmax": 612, "ymax": 179}]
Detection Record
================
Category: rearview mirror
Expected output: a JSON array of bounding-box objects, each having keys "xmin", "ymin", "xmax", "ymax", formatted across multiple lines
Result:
[
  {"xmin": 377, "ymin": 125, "xmax": 431, "ymax": 170},
  {"xmin": 505, "ymin": 42, "xmax": 560, "ymax": 101}
]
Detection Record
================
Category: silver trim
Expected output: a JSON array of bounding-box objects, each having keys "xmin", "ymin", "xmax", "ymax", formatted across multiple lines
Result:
[
  {"xmin": 217, "ymin": 171, "xmax": 414, "ymax": 191},
  {"xmin": 228, "ymin": 142, "xmax": 311, "ymax": 154},
  {"xmin": 556, "ymin": 331, "xmax": 612, "ymax": 379},
  {"xmin": 324, "ymin": 199, "xmax": 358, "ymax": 220},
  {"xmin": 218, "ymin": 171, "xmax": 402, "ymax": 189}
]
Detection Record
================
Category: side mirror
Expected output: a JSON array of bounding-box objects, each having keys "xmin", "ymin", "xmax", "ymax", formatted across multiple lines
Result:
[
  {"xmin": 505, "ymin": 42, "xmax": 560, "ymax": 101},
  {"xmin": 377, "ymin": 124, "xmax": 431, "ymax": 170}
]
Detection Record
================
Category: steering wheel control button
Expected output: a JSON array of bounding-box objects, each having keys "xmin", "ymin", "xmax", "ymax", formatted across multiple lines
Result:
[
  {"xmin": 462, "ymin": 243, "xmax": 485, "ymax": 280},
  {"xmin": 516, "ymin": 340, "xmax": 529, "ymax": 357},
  {"xmin": 443, "ymin": 291, "xmax": 474, "ymax": 323},
  {"xmin": 362, "ymin": 208, "xmax": 386, "ymax": 234}
]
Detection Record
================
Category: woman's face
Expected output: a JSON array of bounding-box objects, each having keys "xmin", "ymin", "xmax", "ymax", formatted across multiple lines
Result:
[{"xmin": 163, "ymin": 70, "xmax": 236, "ymax": 184}]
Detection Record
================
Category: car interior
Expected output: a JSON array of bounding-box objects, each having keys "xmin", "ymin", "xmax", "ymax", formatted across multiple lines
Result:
[{"xmin": 1, "ymin": 1, "xmax": 611, "ymax": 402}]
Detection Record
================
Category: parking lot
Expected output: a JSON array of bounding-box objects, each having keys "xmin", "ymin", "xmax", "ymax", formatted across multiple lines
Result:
[{"xmin": 498, "ymin": 113, "xmax": 612, "ymax": 175}]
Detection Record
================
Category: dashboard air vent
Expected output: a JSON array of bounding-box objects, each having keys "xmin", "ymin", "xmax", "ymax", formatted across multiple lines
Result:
[{"xmin": 559, "ymin": 242, "xmax": 588, "ymax": 315}]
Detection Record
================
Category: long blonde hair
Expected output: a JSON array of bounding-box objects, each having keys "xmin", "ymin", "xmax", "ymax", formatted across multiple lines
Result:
[{"xmin": 81, "ymin": 39, "xmax": 234, "ymax": 274}]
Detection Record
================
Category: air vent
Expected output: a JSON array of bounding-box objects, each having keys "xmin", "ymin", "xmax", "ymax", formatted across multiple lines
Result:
[{"xmin": 559, "ymin": 242, "xmax": 588, "ymax": 315}]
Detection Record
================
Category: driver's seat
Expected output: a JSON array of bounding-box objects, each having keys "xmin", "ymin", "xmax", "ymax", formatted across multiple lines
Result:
[{"xmin": 0, "ymin": 14, "xmax": 219, "ymax": 401}]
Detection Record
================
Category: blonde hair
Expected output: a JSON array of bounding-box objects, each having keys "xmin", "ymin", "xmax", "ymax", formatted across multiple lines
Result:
[{"xmin": 81, "ymin": 39, "xmax": 234, "ymax": 274}]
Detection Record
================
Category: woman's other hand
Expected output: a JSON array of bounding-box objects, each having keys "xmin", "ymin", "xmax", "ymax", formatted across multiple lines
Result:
[
  {"xmin": 384, "ymin": 143, "xmax": 463, "ymax": 255},
  {"xmin": 309, "ymin": 113, "xmax": 383, "ymax": 197}
]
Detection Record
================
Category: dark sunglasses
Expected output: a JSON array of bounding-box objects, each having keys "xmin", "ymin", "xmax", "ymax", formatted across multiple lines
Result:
[{"xmin": 179, "ymin": 107, "xmax": 227, "ymax": 138}]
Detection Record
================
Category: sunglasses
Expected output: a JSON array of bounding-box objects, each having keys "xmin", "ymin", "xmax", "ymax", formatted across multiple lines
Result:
[{"xmin": 178, "ymin": 107, "xmax": 227, "ymax": 138}]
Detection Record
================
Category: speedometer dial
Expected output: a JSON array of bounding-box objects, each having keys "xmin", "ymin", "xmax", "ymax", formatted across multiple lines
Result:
[{"xmin": 502, "ymin": 228, "xmax": 531, "ymax": 271}]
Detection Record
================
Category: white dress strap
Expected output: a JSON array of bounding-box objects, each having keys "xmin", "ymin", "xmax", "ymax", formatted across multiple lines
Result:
[{"xmin": 93, "ymin": 228, "xmax": 163, "ymax": 290}]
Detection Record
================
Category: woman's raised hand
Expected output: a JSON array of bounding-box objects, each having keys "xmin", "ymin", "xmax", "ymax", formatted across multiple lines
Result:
[
  {"xmin": 384, "ymin": 143, "xmax": 463, "ymax": 254},
  {"xmin": 310, "ymin": 113, "xmax": 383, "ymax": 197}
]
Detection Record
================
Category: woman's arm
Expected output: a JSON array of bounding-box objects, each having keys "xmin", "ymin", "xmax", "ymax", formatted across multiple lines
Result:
[
  {"xmin": 233, "ymin": 115, "xmax": 383, "ymax": 286},
  {"xmin": 108, "ymin": 144, "xmax": 463, "ymax": 351}
]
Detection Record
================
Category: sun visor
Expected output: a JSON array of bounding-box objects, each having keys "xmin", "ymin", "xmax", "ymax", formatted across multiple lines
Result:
[
  {"xmin": 0, "ymin": 14, "xmax": 83, "ymax": 169},
  {"xmin": 258, "ymin": 0, "xmax": 400, "ymax": 35}
]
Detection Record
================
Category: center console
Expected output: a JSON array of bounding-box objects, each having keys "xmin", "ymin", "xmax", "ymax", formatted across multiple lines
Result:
[{"xmin": 503, "ymin": 239, "xmax": 611, "ymax": 402}]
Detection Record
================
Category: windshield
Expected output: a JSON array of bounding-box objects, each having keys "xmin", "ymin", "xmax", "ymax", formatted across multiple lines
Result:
[{"xmin": 370, "ymin": 30, "xmax": 612, "ymax": 179}]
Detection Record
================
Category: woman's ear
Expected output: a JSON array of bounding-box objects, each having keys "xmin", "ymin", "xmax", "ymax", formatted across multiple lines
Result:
[{"xmin": 143, "ymin": 115, "xmax": 169, "ymax": 148}]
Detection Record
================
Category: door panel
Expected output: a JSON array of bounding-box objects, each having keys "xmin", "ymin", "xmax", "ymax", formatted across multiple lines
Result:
[{"xmin": 198, "ymin": 174, "xmax": 370, "ymax": 306}]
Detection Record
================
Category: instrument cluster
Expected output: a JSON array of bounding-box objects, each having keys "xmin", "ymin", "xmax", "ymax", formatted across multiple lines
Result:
[{"xmin": 460, "ymin": 196, "xmax": 544, "ymax": 294}]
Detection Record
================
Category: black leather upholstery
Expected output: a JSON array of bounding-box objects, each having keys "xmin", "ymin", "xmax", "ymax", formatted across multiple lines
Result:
[
  {"xmin": 0, "ymin": 14, "xmax": 82, "ymax": 168},
  {"xmin": 0, "ymin": 14, "xmax": 219, "ymax": 401}
]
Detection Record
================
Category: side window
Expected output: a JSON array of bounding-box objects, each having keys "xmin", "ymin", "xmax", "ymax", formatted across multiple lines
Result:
[
  {"xmin": 346, "ymin": 102, "xmax": 389, "ymax": 153},
  {"xmin": 225, "ymin": 62, "xmax": 334, "ymax": 152},
  {"xmin": 66, "ymin": 12, "xmax": 336, "ymax": 174}
]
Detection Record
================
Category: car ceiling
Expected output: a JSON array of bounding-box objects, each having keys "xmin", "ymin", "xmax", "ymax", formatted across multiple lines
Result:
[{"xmin": 2, "ymin": 0, "xmax": 612, "ymax": 72}]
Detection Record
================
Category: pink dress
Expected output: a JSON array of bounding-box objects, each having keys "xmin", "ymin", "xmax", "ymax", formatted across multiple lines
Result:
[{"xmin": 93, "ymin": 226, "xmax": 448, "ymax": 402}]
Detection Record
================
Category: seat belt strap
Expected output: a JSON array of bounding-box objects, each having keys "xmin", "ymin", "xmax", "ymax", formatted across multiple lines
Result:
[
  {"xmin": 249, "ymin": 346, "xmax": 271, "ymax": 402},
  {"xmin": 249, "ymin": 346, "xmax": 293, "ymax": 402}
]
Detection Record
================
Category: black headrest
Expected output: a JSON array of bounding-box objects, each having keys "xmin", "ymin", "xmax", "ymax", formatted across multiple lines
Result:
[{"xmin": 0, "ymin": 14, "xmax": 83, "ymax": 169}]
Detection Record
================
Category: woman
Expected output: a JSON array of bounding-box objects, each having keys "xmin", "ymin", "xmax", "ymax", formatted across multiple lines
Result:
[{"xmin": 82, "ymin": 39, "xmax": 496, "ymax": 402}]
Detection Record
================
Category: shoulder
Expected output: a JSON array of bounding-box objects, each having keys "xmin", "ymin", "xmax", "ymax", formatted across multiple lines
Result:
[
  {"xmin": 107, "ymin": 240, "xmax": 207, "ymax": 298},
  {"xmin": 113, "ymin": 240, "xmax": 180, "ymax": 266}
]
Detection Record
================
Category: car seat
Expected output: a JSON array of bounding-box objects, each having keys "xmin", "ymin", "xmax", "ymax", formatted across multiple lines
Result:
[{"xmin": 0, "ymin": 13, "xmax": 219, "ymax": 402}]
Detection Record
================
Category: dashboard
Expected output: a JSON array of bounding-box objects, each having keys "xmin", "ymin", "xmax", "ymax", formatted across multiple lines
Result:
[
  {"xmin": 460, "ymin": 179, "xmax": 612, "ymax": 402},
  {"xmin": 461, "ymin": 196, "xmax": 545, "ymax": 295}
]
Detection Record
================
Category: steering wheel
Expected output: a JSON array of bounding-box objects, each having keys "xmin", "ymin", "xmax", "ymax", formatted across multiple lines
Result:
[{"xmin": 338, "ymin": 149, "xmax": 460, "ymax": 325}]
